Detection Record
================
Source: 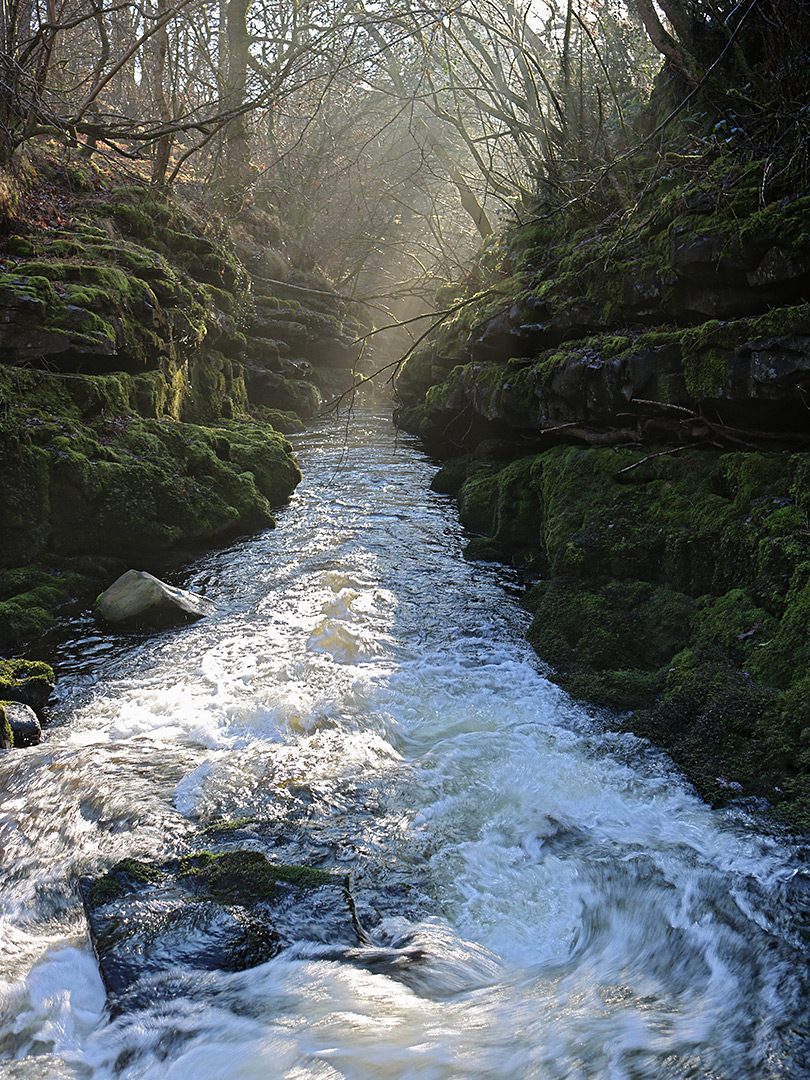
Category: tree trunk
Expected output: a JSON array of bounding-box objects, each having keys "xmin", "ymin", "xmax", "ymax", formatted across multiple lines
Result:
[
  {"xmin": 630, "ymin": 0, "xmax": 702, "ymax": 84},
  {"xmin": 222, "ymin": 0, "xmax": 251, "ymax": 191},
  {"xmin": 150, "ymin": 0, "xmax": 173, "ymax": 185}
]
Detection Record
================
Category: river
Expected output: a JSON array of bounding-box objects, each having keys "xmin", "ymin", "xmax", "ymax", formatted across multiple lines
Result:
[{"xmin": 0, "ymin": 409, "xmax": 808, "ymax": 1079}]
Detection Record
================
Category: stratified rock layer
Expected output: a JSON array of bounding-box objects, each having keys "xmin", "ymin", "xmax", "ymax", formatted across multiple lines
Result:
[
  {"xmin": 0, "ymin": 152, "xmax": 365, "ymax": 647},
  {"xmin": 396, "ymin": 151, "xmax": 810, "ymax": 830}
]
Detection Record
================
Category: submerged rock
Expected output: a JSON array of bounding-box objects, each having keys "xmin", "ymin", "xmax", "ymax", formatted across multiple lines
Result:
[
  {"xmin": 96, "ymin": 569, "xmax": 216, "ymax": 626},
  {"xmin": 80, "ymin": 851, "xmax": 356, "ymax": 1014}
]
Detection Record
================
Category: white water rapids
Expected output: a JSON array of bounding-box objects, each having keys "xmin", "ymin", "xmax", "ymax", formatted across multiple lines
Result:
[{"xmin": 0, "ymin": 410, "xmax": 808, "ymax": 1079}]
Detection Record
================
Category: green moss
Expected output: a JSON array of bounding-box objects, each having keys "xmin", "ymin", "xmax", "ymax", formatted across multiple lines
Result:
[
  {"xmin": 0, "ymin": 386, "xmax": 301, "ymax": 600},
  {"xmin": 7, "ymin": 237, "xmax": 33, "ymax": 256},
  {"xmin": 526, "ymin": 578, "xmax": 692, "ymax": 710},
  {"xmin": 220, "ymin": 421, "xmax": 302, "ymax": 504},
  {"xmin": 630, "ymin": 649, "xmax": 780, "ymax": 801},
  {"xmin": 739, "ymin": 194, "xmax": 810, "ymax": 258},
  {"xmin": 0, "ymin": 704, "xmax": 13, "ymax": 749},
  {"xmin": 257, "ymin": 295, "xmax": 302, "ymax": 313},
  {"xmin": 458, "ymin": 456, "xmax": 541, "ymax": 548},
  {"xmin": 201, "ymin": 817, "xmax": 256, "ymax": 835},
  {"xmin": 532, "ymin": 345, "xmax": 573, "ymax": 390},
  {"xmin": 15, "ymin": 261, "xmax": 131, "ymax": 295},
  {"xmin": 431, "ymin": 455, "xmax": 473, "ymax": 495},
  {"xmin": 0, "ymin": 657, "xmax": 54, "ymax": 689},
  {"xmin": 464, "ymin": 536, "xmax": 510, "ymax": 562},
  {"xmin": 177, "ymin": 851, "xmax": 339, "ymax": 904},
  {"xmin": 558, "ymin": 669, "xmax": 663, "ymax": 713},
  {"xmin": 748, "ymin": 303, "xmax": 810, "ymax": 340},
  {"xmin": 745, "ymin": 565, "xmax": 810, "ymax": 689},
  {"xmin": 88, "ymin": 858, "xmax": 164, "ymax": 907},
  {"xmin": 679, "ymin": 321, "xmax": 731, "ymax": 397},
  {"xmin": 600, "ymin": 335, "xmax": 632, "ymax": 357},
  {"xmin": 247, "ymin": 406, "xmax": 304, "ymax": 434},
  {"xmin": 0, "ymin": 273, "xmax": 56, "ymax": 305},
  {"xmin": 0, "ymin": 600, "xmax": 57, "ymax": 645}
]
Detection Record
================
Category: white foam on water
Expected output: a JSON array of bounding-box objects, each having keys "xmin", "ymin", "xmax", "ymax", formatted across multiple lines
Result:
[{"xmin": 0, "ymin": 412, "xmax": 806, "ymax": 1080}]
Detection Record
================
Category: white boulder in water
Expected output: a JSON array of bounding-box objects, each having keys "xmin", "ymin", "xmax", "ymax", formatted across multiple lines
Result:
[{"xmin": 96, "ymin": 570, "xmax": 216, "ymax": 626}]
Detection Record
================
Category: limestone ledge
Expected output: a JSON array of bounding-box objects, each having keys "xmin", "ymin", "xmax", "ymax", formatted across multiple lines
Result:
[
  {"xmin": 0, "ymin": 167, "xmax": 364, "ymax": 647},
  {"xmin": 395, "ymin": 159, "xmax": 810, "ymax": 452}
]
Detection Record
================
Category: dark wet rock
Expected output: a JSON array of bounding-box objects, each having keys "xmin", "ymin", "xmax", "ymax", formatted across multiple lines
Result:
[
  {"xmin": 551, "ymin": 299, "xmax": 608, "ymax": 336},
  {"xmin": 622, "ymin": 265, "xmax": 662, "ymax": 312},
  {"xmin": 96, "ymin": 569, "xmax": 216, "ymax": 626},
  {"xmin": 464, "ymin": 536, "xmax": 509, "ymax": 562},
  {"xmin": 472, "ymin": 312, "xmax": 530, "ymax": 362},
  {"xmin": 399, "ymin": 307, "xmax": 810, "ymax": 454},
  {"xmin": 3, "ymin": 702, "xmax": 41, "ymax": 746},
  {"xmin": 669, "ymin": 226, "xmax": 748, "ymax": 278},
  {"xmin": 680, "ymin": 190, "xmax": 718, "ymax": 214},
  {"xmin": 251, "ymin": 316, "xmax": 312, "ymax": 348},
  {"xmin": 80, "ymin": 851, "xmax": 356, "ymax": 1015},
  {"xmin": 247, "ymin": 336, "xmax": 289, "ymax": 364},
  {"xmin": 748, "ymin": 247, "xmax": 810, "ymax": 288}
]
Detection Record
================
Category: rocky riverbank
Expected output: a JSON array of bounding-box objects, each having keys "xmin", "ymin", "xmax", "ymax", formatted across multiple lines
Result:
[
  {"xmin": 395, "ymin": 131, "xmax": 810, "ymax": 831},
  {"xmin": 0, "ymin": 147, "xmax": 365, "ymax": 649}
]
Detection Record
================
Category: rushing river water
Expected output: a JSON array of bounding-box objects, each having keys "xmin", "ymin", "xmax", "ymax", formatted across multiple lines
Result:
[{"xmin": 1, "ymin": 409, "xmax": 809, "ymax": 1079}]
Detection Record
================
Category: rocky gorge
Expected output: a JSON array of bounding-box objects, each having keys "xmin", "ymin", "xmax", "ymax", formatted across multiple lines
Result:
[
  {"xmin": 395, "ymin": 133, "xmax": 810, "ymax": 831},
  {"xmin": 2, "ymin": 129, "xmax": 810, "ymax": 835}
]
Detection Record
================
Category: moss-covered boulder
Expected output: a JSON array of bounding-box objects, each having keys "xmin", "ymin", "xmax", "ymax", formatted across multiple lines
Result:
[
  {"xmin": 0, "ymin": 660, "xmax": 51, "ymax": 746},
  {"xmin": 80, "ymin": 851, "xmax": 355, "ymax": 1015},
  {"xmin": 0, "ymin": 559, "xmax": 120, "ymax": 650},
  {"xmin": 2, "ymin": 701, "xmax": 41, "ymax": 746},
  {"xmin": 0, "ymin": 401, "xmax": 301, "ymax": 564}
]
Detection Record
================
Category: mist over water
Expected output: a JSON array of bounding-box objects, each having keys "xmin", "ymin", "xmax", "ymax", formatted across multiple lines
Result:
[{"xmin": 0, "ymin": 410, "xmax": 808, "ymax": 1079}]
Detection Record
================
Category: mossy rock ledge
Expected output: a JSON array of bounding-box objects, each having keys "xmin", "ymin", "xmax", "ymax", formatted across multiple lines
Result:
[
  {"xmin": 0, "ymin": 152, "xmax": 366, "ymax": 646},
  {"xmin": 396, "ymin": 153, "xmax": 810, "ymax": 832},
  {"xmin": 80, "ymin": 850, "xmax": 356, "ymax": 1016}
]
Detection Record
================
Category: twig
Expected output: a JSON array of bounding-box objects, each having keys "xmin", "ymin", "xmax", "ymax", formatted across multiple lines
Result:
[{"xmin": 614, "ymin": 445, "xmax": 686, "ymax": 476}]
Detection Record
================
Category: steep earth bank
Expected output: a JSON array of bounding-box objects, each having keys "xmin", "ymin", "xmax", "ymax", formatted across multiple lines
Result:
[
  {"xmin": 396, "ymin": 135, "xmax": 810, "ymax": 831},
  {"xmin": 0, "ymin": 148, "xmax": 365, "ymax": 648}
]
